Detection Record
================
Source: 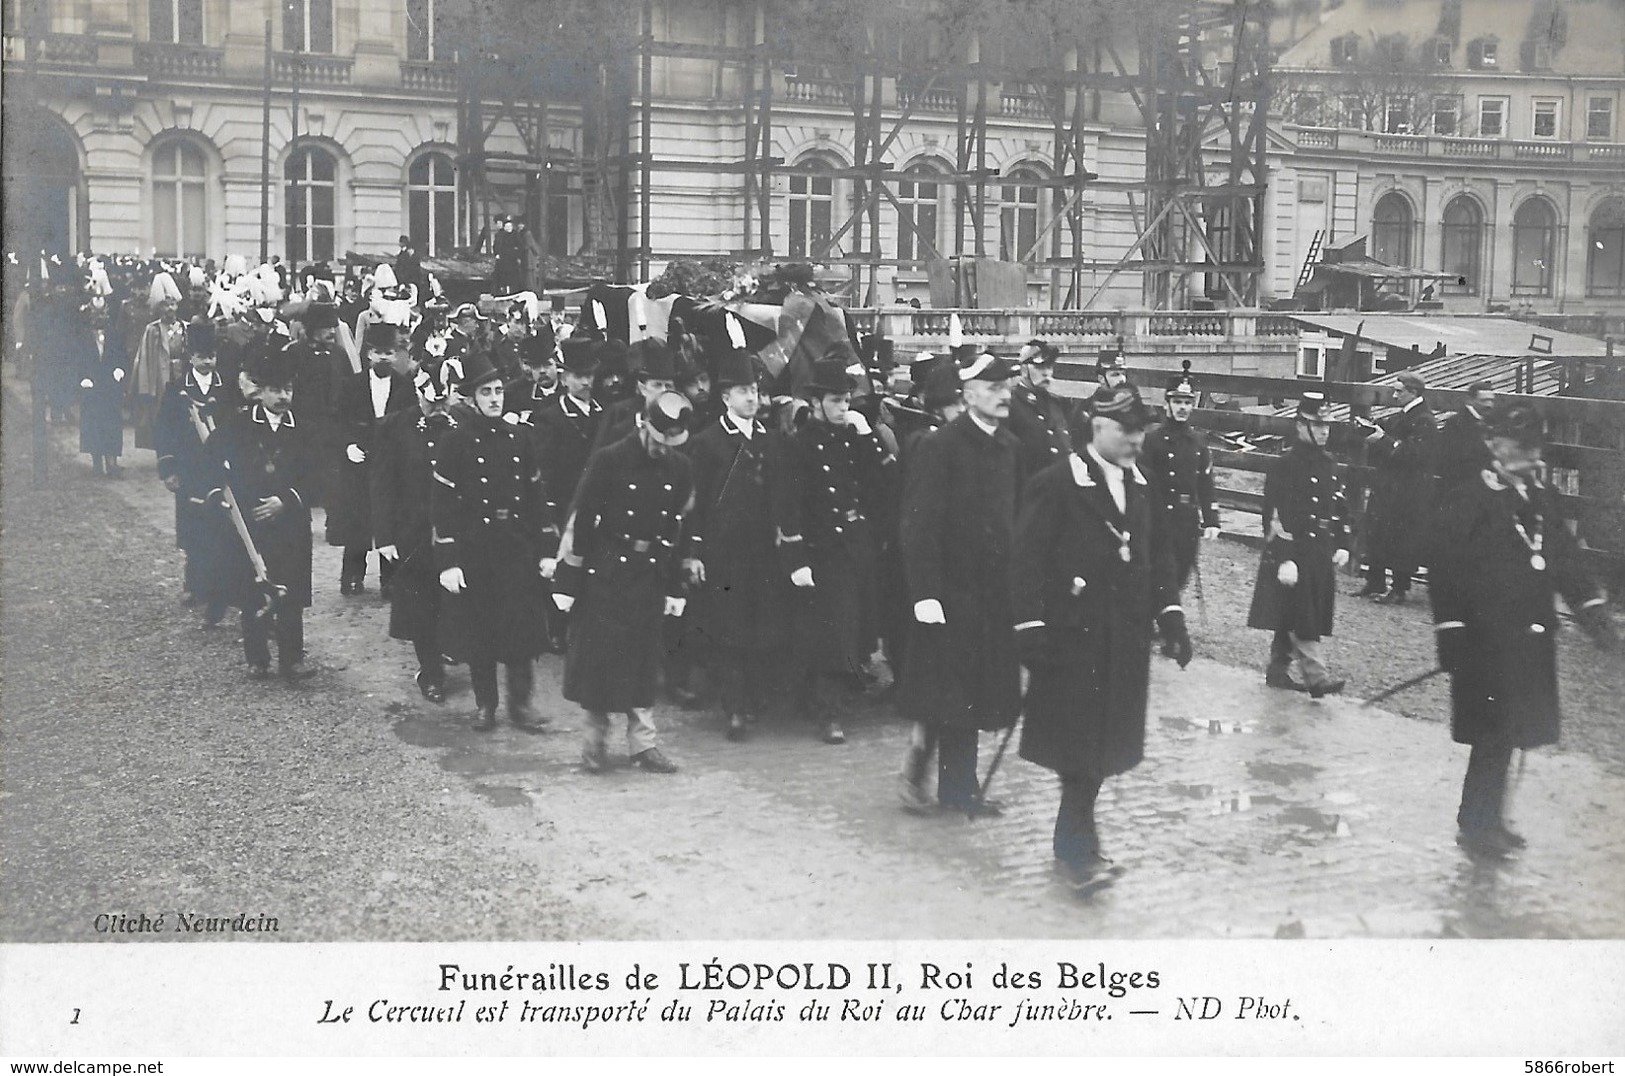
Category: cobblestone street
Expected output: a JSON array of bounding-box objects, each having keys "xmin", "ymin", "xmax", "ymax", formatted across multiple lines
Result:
[{"xmin": 5, "ymin": 391, "xmax": 1624, "ymax": 941}]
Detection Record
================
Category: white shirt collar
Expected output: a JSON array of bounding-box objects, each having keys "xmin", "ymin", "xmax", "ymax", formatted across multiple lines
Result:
[
  {"xmin": 370, "ymin": 370, "xmax": 392, "ymax": 417},
  {"xmin": 192, "ymin": 370, "xmax": 216, "ymax": 392},
  {"xmin": 967, "ymin": 411, "xmax": 998, "ymax": 437},
  {"xmin": 725, "ymin": 411, "xmax": 756, "ymax": 438},
  {"xmin": 560, "ymin": 392, "xmax": 597, "ymax": 417}
]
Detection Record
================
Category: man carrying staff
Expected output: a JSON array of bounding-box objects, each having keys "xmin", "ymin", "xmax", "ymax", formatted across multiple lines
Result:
[
  {"xmin": 1011, "ymin": 383, "xmax": 1191, "ymax": 891},
  {"xmin": 896, "ymin": 351, "xmax": 1023, "ymax": 815},
  {"xmin": 554, "ymin": 391, "xmax": 695, "ymax": 774},
  {"xmin": 154, "ymin": 320, "xmax": 229, "ymax": 627}
]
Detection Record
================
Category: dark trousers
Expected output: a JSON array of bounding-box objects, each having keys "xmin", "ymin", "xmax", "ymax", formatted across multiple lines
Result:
[
  {"xmin": 470, "ymin": 658, "xmax": 533, "ymax": 712},
  {"xmin": 413, "ymin": 639, "xmax": 445, "ymax": 686},
  {"xmin": 341, "ymin": 547, "xmax": 368, "ymax": 584},
  {"xmin": 1268, "ymin": 629, "xmax": 1294, "ymax": 668},
  {"xmin": 715, "ymin": 647, "xmax": 770, "ymax": 717},
  {"xmin": 1054, "ymin": 771, "xmax": 1107, "ymax": 866},
  {"xmin": 1458, "ymin": 740, "xmax": 1513, "ymax": 833},
  {"xmin": 1366, "ymin": 561, "xmax": 1418, "ymax": 593},
  {"xmin": 242, "ymin": 606, "xmax": 304, "ymax": 669},
  {"xmin": 800, "ymin": 670, "xmax": 847, "ymax": 721},
  {"xmin": 936, "ymin": 726, "xmax": 979, "ymax": 809}
]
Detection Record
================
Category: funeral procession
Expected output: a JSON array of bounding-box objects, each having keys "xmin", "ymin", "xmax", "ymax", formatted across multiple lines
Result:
[{"xmin": 4, "ymin": 0, "xmax": 1625, "ymax": 942}]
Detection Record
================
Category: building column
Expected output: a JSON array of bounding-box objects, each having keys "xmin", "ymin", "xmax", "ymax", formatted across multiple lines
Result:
[
  {"xmin": 1563, "ymin": 182, "xmax": 1591, "ymax": 308},
  {"xmin": 1487, "ymin": 179, "xmax": 1516, "ymax": 304}
]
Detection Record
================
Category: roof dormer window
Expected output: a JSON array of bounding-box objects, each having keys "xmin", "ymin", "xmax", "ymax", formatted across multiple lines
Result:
[{"xmin": 1467, "ymin": 37, "xmax": 1498, "ymax": 69}]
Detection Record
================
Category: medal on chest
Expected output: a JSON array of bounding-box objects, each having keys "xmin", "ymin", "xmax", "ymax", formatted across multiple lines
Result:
[
  {"xmin": 1512, "ymin": 504, "xmax": 1545, "ymax": 571},
  {"xmin": 1105, "ymin": 520, "xmax": 1132, "ymax": 563}
]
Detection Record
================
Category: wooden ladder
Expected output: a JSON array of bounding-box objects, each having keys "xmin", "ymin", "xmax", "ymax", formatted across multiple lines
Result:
[{"xmin": 1296, "ymin": 229, "xmax": 1325, "ymax": 291}]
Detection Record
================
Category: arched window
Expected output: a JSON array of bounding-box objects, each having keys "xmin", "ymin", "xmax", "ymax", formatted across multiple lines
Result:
[
  {"xmin": 999, "ymin": 168, "xmax": 1045, "ymax": 263},
  {"xmin": 1, "ymin": 109, "xmax": 81, "ymax": 255},
  {"xmin": 1511, "ymin": 197, "xmax": 1557, "ymax": 297},
  {"xmin": 1439, "ymin": 195, "xmax": 1482, "ymax": 295},
  {"xmin": 1372, "ymin": 191, "xmax": 1414, "ymax": 266},
  {"xmin": 1586, "ymin": 198, "xmax": 1625, "ymax": 299},
  {"xmin": 285, "ymin": 145, "xmax": 336, "ymax": 264},
  {"xmin": 895, "ymin": 162, "xmax": 943, "ymax": 263},
  {"xmin": 153, "ymin": 139, "xmax": 208, "ymax": 259},
  {"xmin": 787, "ymin": 156, "xmax": 835, "ymax": 260},
  {"xmin": 407, "ymin": 151, "xmax": 457, "ymax": 256}
]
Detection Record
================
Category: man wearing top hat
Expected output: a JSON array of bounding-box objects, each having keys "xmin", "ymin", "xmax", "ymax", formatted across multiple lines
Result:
[
  {"xmin": 553, "ymin": 391, "xmax": 695, "ymax": 774},
  {"xmin": 897, "ymin": 351, "xmax": 1024, "ymax": 815},
  {"xmin": 504, "ymin": 331, "xmax": 560, "ymax": 423},
  {"xmin": 1140, "ymin": 361, "xmax": 1220, "ymax": 604},
  {"xmin": 202, "ymin": 346, "xmax": 318, "ymax": 681},
  {"xmin": 532, "ymin": 340, "xmax": 604, "ymax": 650},
  {"xmin": 74, "ymin": 294, "xmax": 130, "ymax": 477},
  {"xmin": 155, "ymin": 320, "xmax": 229, "ymax": 626},
  {"xmin": 286, "ymin": 300, "xmax": 347, "ymax": 502},
  {"xmin": 431, "ymin": 349, "xmax": 550, "ymax": 733},
  {"xmin": 1357, "ymin": 369, "xmax": 1436, "ymax": 604},
  {"xmin": 683, "ymin": 346, "xmax": 790, "ymax": 741},
  {"xmin": 493, "ymin": 215, "xmax": 528, "ymax": 293},
  {"xmin": 1011, "ymin": 383, "xmax": 1191, "ymax": 891},
  {"xmin": 327, "ymin": 322, "xmax": 418, "ymax": 596},
  {"xmin": 779, "ymin": 354, "xmax": 893, "ymax": 745},
  {"xmin": 373, "ymin": 363, "xmax": 459, "ymax": 704},
  {"xmin": 393, "ymin": 235, "xmax": 425, "ymax": 296},
  {"xmin": 1428, "ymin": 404, "xmax": 1618, "ymax": 858},
  {"xmin": 1245, "ymin": 391, "xmax": 1352, "ymax": 697},
  {"xmin": 592, "ymin": 339, "xmax": 680, "ymax": 453},
  {"xmin": 1006, "ymin": 339, "xmax": 1076, "ymax": 480}
]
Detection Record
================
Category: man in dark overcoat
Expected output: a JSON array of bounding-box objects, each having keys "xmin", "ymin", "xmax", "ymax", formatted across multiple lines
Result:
[
  {"xmin": 591, "ymin": 339, "xmax": 679, "ymax": 453},
  {"xmin": 1140, "ymin": 362, "xmax": 1220, "ymax": 598},
  {"xmin": 897, "ymin": 352, "xmax": 1023, "ymax": 815},
  {"xmin": 372, "ymin": 365, "xmax": 458, "ymax": 703},
  {"xmin": 683, "ymin": 348, "xmax": 790, "ymax": 741},
  {"xmin": 73, "ymin": 296, "xmax": 129, "ymax": 476},
  {"xmin": 285, "ymin": 300, "xmax": 348, "ymax": 506},
  {"xmin": 554, "ymin": 391, "xmax": 695, "ymax": 774},
  {"xmin": 1434, "ymin": 380, "xmax": 1495, "ymax": 493},
  {"xmin": 1358, "ymin": 370, "xmax": 1436, "ymax": 603},
  {"xmin": 201, "ymin": 348, "xmax": 317, "ymax": 680},
  {"xmin": 154, "ymin": 320, "xmax": 229, "ymax": 624},
  {"xmin": 431, "ymin": 350, "xmax": 550, "ymax": 732},
  {"xmin": 533, "ymin": 340, "xmax": 604, "ymax": 651},
  {"xmin": 1011, "ymin": 384, "xmax": 1191, "ymax": 890},
  {"xmin": 326, "ymin": 323, "xmax": 417, "ymax": 595},
  {"xmin": 779, "ymin": 355, "xmax": 894, "ymax": 745},
  {"xmin": 1245, "ymin": 391, "xmax": 1352, "ymax": 697},
  {"xmin": 1429, "ymin": 404, "xmax": 1618, "ymax": 858},
  {"xmin": 1005, "ymin": 340, "xmax": 1075, "ymax": 480}
]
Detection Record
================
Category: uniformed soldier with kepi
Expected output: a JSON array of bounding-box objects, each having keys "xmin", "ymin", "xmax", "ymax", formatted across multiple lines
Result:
[
  {"xmin": 1429, "ymin": 404, "xmax": 1618, "ymax": 858},
  {"xmin": 431, "ymin": 350, "xmax": 550, "ymax": 732},
  {"xmin": 897, "ymin": 351, "xmax": 1023, "ymax": 815},
  {"xmin": 1357, "ymin": 370, "xmax": 1436, "ymax": 604},
  {"xmin": 1245, "ymin": 391, "xmax": 1352, "ymax": 697},
  {"xmin": 154, "ymin": 320, "xmax": 228, "ymax": 625},
  {"xmin": 1011, "ymin": 383, "xmax": 1191, "ymax": 891},
  {"xmin": 553, "ymin": 391, "xmax": 695, "ymax": 774},
  {"xmin": 1005, "ymin": 339, "xmax": 1075, "ymax": 479},
  {"xmin": 1140, "ymin": 361, "xmax": 1220, "ymax": 607}
]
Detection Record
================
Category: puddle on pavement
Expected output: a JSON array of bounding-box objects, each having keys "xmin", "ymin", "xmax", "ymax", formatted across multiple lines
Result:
[
  {"xmin": 1278, "ymin": 805, "xmax": 1352, "ymax": 836},
  {"xmin": 473, "ymin": 784, "xmax": 531, "ymax": 808},
  {"xmin": 1246, "ymin": 760, "xmax": 1322, "ymax": 786},
  {"xmin": 392, "ymin": 716, "xmax": 464, "ymax": 750},
  {"xmin": 439, "ymin": 751, "xmax": 549, "ymax": 776}
]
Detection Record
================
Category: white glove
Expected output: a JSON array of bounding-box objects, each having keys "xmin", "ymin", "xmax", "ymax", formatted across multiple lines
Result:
[
  {"xmin": 913, "ymin": 598, "xmax": 946, "ymax": 625},
  {"xmin": 664, "ymin": 596, "xmax": 686, "ymax": 617},
  {"xmin": 80, "ymin": 378, "xmax": 94, "ymax": 389},
  {"xmin": 540, "ymin": 557, "xmax": 557, "ymax": 580},
  {"xmin": 345, "ymin": 444, "xmax": 366, "ymax": 464},
  {"xmin": 377, "ymin": 545, "xmax": 399, "ymax": 562},
  {"xmin": 1202, "ymin": 526, "xmax": 1220, "ymax": 541},
  {"xmin": 790, "ymin": 566, "xmax": 815, "ymax": 588},
  {"xmin": 844, "ymin": 410, "xmax": 872, "ymax": 436},
  {"xmin": 439, "ymin": 566, "xmax": 466, "ymax": 593},
  {"xmin": 1276, "ymin": 560, "xmax": 1299, "ymax": 587},
  {"xmin": 552, "ymin": 592, "xmax": 576, "ymax": 612},
  {"xmin": 1332, "ymin": 548, "xmax": 1351, "ymax": 569},
  {"xmin": 113, "ymin": 368, "xmax": 125, "ymax": 382}
]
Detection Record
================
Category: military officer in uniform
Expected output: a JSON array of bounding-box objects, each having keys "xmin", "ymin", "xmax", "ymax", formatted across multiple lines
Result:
[
  {"xmin": 684, "ymin": 348, "xmax": 790, "ymax": 740},
  {"xmin": 554, "ymin": 391, "xmax": 695, "ymax": 774},
  {"xmin": 1140, "ymin": 361, "xmax": 1220, "ymax": 606},
  {"xmin": 533, "ymin": 340, "xmax": 604, "ymax": 652},
  {"xmin": 1011, "ymin": 383, "xmax": 1190, "ymax": 891},
  {"xmin": 1429, "ymin": 404, "xmax": 1618, "ymax": 858},
  {"xmin": 154, "ymin": 320, "xmax": 228, "ymax": 625},
  {"xmin": 504, "ymin": 332, "xmax": 559, "ymax": 423},
  {"xmin": 1357, "ymin": 370, "xmax": 1436, "ymax": 604},
  {"xmin": 372, "ymin": 364, "xmax": 457, "ymax": 703},
  {"xmin": 1005, "ymin": 339, "xmax": 1074, "ymax": 479},
  {"xmin": 897, "ymin": 352, "xmax": 1023, "ymax": 815},
  {"xmin": 1245, "ymin": 391, "xmax": 1352, "ymax": 697},
  {"xmin": 1435, "ymin": 379, "xmax": 1495, "ymax": 493},
  {"xmin": 431, "ymin": 350, "xmax": 550, "ymax": 732}
]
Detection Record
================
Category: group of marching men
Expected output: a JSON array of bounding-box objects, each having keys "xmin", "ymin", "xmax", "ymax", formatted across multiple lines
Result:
[{"xmin": 15, "ymin": 248, "xmax": 1620, "ymax": 885}]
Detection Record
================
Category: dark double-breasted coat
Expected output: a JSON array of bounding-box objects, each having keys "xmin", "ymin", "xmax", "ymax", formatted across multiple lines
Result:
[
  {"xmin": 1364, "ymin": 400, "xmax": 1437, "ymax": 568},
  {"xmin": 779, "ymin": 418, "xmax": 892, "ymax": 677},
  {"xmin": 73, "ymin": 323, "xmax": 128, "ymax": 458},
  {"xmin": 1429, "ymin": 471, "xmax": 1603, "ymax": 749},
  {"xmin": 1245, "ymin": 442, "xmax": 1351, "ymax": 641},
  {"xmin": 1012, "ymin": 450, "xmax": 1181, "ymax": 779},
  {"xmin": 203, "ymin": 404, "xmax": 315, "ymax": 610},
  {"xmin": 154, "ymin": 368, "xmax": 229, "ymax": 565},
  {"xmin": 286, "ymin": 337, "xmax": 348, "ymax": 506},
  {"xmin": 684, "ymin": 415, "xmax": 791, "ymax": 652},
  {"xmin": 371, "ymin": 406, "xmax": 456, "ymax": 643},
  {"xmin": 532, "ymin": 392, "xmax": 604, "ymax": 556},
  {"xmin": 1140, "ymin": 419, "xmax": 1219, "ymax": 587},
  {"xmin": 896, "ymin": 414, "xmax": 1023, "ymax": 730},
  {"xmin": 430, "ymin": 410, "xmax": 550, "ymax": 666},
  {"xmin": 1005, "ymin": 383, "xmax": 1075, "ymax": 480},
  {"xmin": 1434, "ymin": 405, "xmax": 1493, "ymax": 494},
  {"xmin": 325, "ymin": 369, "xmax": 415, "ymax": 549},
  {"xmin": 559, "ymin": 433, "xmax": 694, "ymax": 713}
]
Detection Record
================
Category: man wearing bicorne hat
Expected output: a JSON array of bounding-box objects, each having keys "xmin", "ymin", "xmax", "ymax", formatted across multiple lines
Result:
[
  {"xmin": 1245, "ymin": 391, "xmax": 1352, "ymax": 697},
  {"xmin": 1140, "ymin": 361, "xmax": 1220, "ymax": 613},
  {"xmin": 155, "ymin": 319, "xmax": 230, "ymax": 627},
  {"xmin": 897, "ymin": 350, "xmax": 1024, "ymax": 816},
  {"xmin": 1011, "ymin": 382, "xmax": 1191, "ymax": 892}
]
